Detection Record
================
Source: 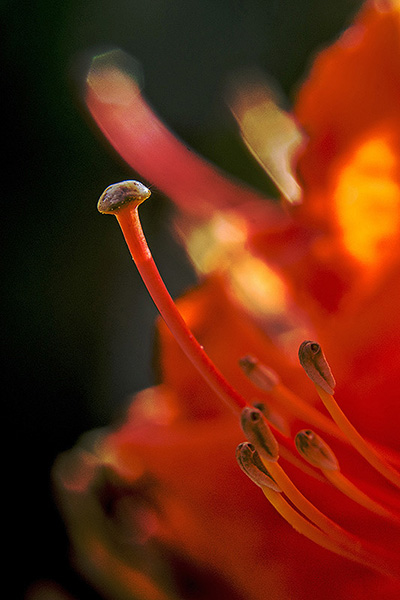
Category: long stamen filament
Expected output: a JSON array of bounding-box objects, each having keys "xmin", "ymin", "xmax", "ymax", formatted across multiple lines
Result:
[
  {"xmin": 323, "ymin": 469, "xmax": 400, "ymax": 524},
  {"xmin": 315, "ymin": 384, "xmax": 400, "ymax": 489},
  {"xmin": 98, "ymin": 182, "xmax": 248, "ymax": 413},
  {"xmin": 278, "ymin": 445, "xmax": 326, "ymax": 482},
  {"xmin": 236, "ymin": 443, "xmax": 397, "ymax": 576},
  {"xmin": 261, "ymin": 485, "xmax": 398, "ymax": 578},
  {"xmin": 295, "ymin": 429, "xmax": 400, "ymax": 523},
  {"xmin": 242, "ymin": 409, "xmax": 371, "ymax": 552},
  {"xmin": 271, "ymin": 383, "xmax": 345, "ymax": 440},
  {"xmin": 118, "ymin": 207, "xmax": 248, "ymax": 412},
  {"xmin": 266, "ymin": 460, "xmax": 362, "ymax": 550},
  {"xmin": 241, "ymin": 408, "xmax": 400, "ymax": 575},
  {"xmin": 277, "ymin": 381, "xmax": 400, "ymax": 481},
  {"xmin": 298, "ymin": 341, "xmax": 400, "ymax": 489}
]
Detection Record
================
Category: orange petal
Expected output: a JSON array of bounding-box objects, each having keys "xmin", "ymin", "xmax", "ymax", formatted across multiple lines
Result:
[
  {"xmin": 86, "ymin": 50, "xmax": 284, "ymax": 224},
  {"xmin": 251, "ymin": 2, "xmax": 400, "ymax": 316}
]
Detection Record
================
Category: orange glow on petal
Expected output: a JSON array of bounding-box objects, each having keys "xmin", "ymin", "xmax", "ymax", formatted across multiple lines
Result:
[
  {"xmin": 295, "ymin": 1, "xmax": 400, "ymax": 201},
  {"xmin": 335, "ymin": 136, "xmax": 400, "ymax": 269},
  {"xmin": 127, "ymin": 386, "xmax": 180, "ymax": 428}
]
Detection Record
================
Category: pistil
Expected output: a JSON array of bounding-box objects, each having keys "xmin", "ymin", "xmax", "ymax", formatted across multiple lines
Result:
[
  {"xmin": 98, "ymin": 180, "xmax": 400, "ymax": 581},
  {"xmin": 98, "ymin": 181, "xmax": 247, "ymax": 413}
]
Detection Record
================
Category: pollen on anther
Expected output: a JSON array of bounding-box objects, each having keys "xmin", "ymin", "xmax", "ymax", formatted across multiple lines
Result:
[
  {"xmin": 241, "ymin": 407, "xmax": 280, "ymax": 462},
  {"xmin": 236, "ymin": 442, "xmax": 281, "ymax": 491},
  {"xmin": 97, "ymin": 180, "xmax": 151, "ymax": 214},
  {"xmin": 295, "ymin": 429, "xmax": 339, "ymax": 471},
  {"xmin": 298, "ymin": 340, "xmax": 336, "ymax": 395}
]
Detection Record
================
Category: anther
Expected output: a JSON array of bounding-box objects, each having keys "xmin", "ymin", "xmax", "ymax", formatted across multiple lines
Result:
[
  {"xmin": 295, "ymin": 429, "xmax": 339, "ymax": 471},
  {"xmin": 298, "ymin": 341, "xmax": 336, "ymax": 395},
  {"xmin": 97, "ymin": 180, "xmax": 151, "ymax": 214},
  {"xmin": 239, "ymin": 356, "xmax": 280, "ymax": 391},
  {"xmin": 240, "ymin": 407, "xmax": 279, "ymax": 462},
  {"xmin": 236, "ymin": 442, "xmax": 281, "ymax": 491}
]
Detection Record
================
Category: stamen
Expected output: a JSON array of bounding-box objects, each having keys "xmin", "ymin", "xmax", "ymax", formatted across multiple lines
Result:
[
  {"xmin": 98, "ymin": 181, "xmax": 248, "ymax": 413},
  {"xmin": 240, "ymin": 410, "xmax": 395, "ymax": 559},
  {"xmin": 240, "ymin": 435, "xmax": 400, "ymax": 576},
  {"xmin": 236, "ymin": 442, "xmax": 281, "ymax": 491},
  {"xmin": 298, "ymin": 341, "xmax": 336, "ymax": 395},
  {"xmin": 240, "ymin": 407, "xmax": 280, "ymax": 462},
  {"xmin": 295, "ymin": 430, "xmax": 400, "ymax": 522},
  {"xmin": 298, "ymin": 340, "xmax": 400, "ymax": 489},
  {"xmin": 239, "ymin": 409, "xmax": 391, "ymax": 565},
  {"xmin": 236, "ymin": 441, "xmax": 398, "ymax": 576},
  {"xmin": 235, "ymin": 445, "xmax": 371, "ymax": 567},
  {"xmin": 240, "ymin": 354, "xmax": 345, "ymax": 440},
  {"xmin": 239, "ymin": 356, "xmax": 280, "ymax": 391},
  {"xmin": 235, "ymin": 445, "xmax": 396, "ymax": 574},
  {"xmin": 295, "ymin": 430, "xmax": 339, "ymax": 471},
  {"xmin": 325, "ymin": 469, "xmax": 400, "ymax": 524},
  {"xmin": 240, "ymin": 407, "xmax": 324, "ymax": 481},
  {"xmin": 260, "ymin": 483, "xmax": 398, "ymax": 578},
  {"xmin": 318, "ymin": 383, "xmax": 400, "ymax": 489},
  {"xmin": 264, "ymin": 459, "xmax": 357, "ymax": 550}
]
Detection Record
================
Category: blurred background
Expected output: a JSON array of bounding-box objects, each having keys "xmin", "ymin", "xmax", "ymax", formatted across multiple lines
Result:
[{"xmin": 3, "ymin": 0, "xmax": 362, "ymax": 597}]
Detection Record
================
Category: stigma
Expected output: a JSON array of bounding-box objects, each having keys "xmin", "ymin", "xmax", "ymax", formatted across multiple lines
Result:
[{"xmin": 98, "ymin": 180, "xmax": 151, "ymax": 213}]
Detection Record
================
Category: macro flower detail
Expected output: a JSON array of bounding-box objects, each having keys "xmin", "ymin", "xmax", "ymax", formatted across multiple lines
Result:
[{"xmin": 54, "ymin": 2, "xmax": 400, "ymax": 599}]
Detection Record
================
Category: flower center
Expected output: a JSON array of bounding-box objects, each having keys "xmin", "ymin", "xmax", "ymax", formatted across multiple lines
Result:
[
  {"xmin": 238, "ymin": 344, "xmax": 400, "ymax": 580},
  {"xmin": 98, "ymin": 180, "xmax": 400, "ymax": 583}
]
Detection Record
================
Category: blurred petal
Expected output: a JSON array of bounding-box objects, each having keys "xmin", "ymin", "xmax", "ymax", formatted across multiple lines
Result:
[
  {"xmin": 227, "ymin": 71, "xmax": 304, "ymax": 205},
  {"xmin": 250, "ymin": 1, "xmax": 400, "ymax": 319},
  {"xmin": 57, "ymin": 3, "xmax": 400, "ymax": 600},
  {"xmin": 86, "ymin": 50, "xmax": 285, "ymax": 224}
]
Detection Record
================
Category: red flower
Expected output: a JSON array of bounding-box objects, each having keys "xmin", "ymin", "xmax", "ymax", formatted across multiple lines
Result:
[{"xmin": 54, "ymin": 2, "xmax": 400, "ymax": 599}]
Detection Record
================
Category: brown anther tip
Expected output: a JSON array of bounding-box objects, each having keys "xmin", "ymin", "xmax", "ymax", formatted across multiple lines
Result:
[
  {"xmin": 295, "ymin": 429, "xmax": 339, "ymax": 471},
  {"xmin": 240, "ymin": 407, "xmax": 279, "ymax": 462},
  {"xmin": 298, "ymin": 340, "xmax": 336, "ymax": 395},
  {"xmin": 253, "ymin": 402, "xmax": 270, "ymax": 417},
  {"xmin": 97, "ymin": 180, "xmax": 151, "ymax": 214},
  {"xmin": 239, "ymin": 356, "xmax": 280, "ymax": 391},
  {"xmin": 239, "ymin": 355, "xmax": 258, "ymax": 375},
  {"xmin": 236, "ymin": 442, "xmax": 281, "ymax": 492}
]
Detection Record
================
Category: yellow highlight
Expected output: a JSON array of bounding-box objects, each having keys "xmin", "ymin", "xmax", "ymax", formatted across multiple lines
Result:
[
  {"xmin": 185, "ymin": 212, "xmax": 286, "ymax": 316},
  {"xmin": 184, "ymin": 211, "xmax": 248, "ymax": 274},
  {"xmin": 229, "ymin": 254, "xmax": 287, "ymax": 318},
  {"xmin": 228, "ymin": 74, "xmax": 303, "ymax": 205},
  {"xmin": 335, "ymin": 137, "xmax": 400, "ymax": 267},
  {"xmin": 183, "ymin": 211, "xmax": 311, "ymax": 349}
]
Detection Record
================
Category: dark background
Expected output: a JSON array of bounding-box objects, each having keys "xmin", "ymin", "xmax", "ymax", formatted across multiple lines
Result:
[{"xmin": 3, "ymin": 1, "xmax": 362, "ymax": 597}]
